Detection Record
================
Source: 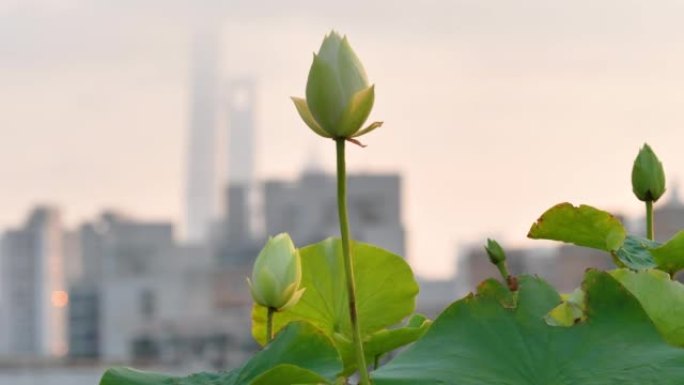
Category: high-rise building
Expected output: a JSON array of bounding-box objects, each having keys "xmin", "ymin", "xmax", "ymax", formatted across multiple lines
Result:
[
  {"xmin": 74, "ymin": 211, "xmax": 251, "ymax": 367},
  {"xmin": 263, "ymin": 171, "xmax": 406, "ymax": 256},
  {"xmin": 62, "ymin": 230, "xmax": 82, "ymax": 288},
  {"xmin": 223, "ymin": 78, "xmax": 257, "ymax": 246},
  {"xmin": 184, "ymin": 28, "xmax": 260, "ymax": 245},
  {"xmin": 0, "ymin": 207, "xmax": 67, "ymax": 357},
  {"xmin": 68, "ymin": 212, "xmax": 176, "ymax": 361},
  {"xmin": 225, "ymin": 78, "xmax": 256, "ymax": 187},
  {"xmin": 185, "ymin": 26, "xmax": 222, "ymax": 243}
]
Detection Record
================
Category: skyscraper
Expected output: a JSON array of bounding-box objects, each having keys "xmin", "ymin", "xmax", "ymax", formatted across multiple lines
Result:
[
  {"xmin": 185, "ymin": 26, "xmax": 221, "ymax": 243},
  {"xmin": 1, "ymin": 206, "xmax": 67, "ymax": 357},
  {"xmin": 224, "ymin": 78, "xmax": 257, "ymax": 244},
  {"xmin": 226, "ymin": 78, "xmax": 256, "ymax": 186}
]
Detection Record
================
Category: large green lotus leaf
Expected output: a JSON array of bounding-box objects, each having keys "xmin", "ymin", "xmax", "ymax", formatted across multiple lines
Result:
[
  {"xmin": 613, "ymin": 235, "xmax": 659, "ymax": 270},
  {"xmin": 99, "ymin": 322, "xmax": 341, "ymax": 385},
  {"xmin": 252, "ymin": 238, "xmax": 418, "ymax": 370},
  {"xmin": 527, "ymin": 203, "xmax": 626, "ymax": 251},
  {"xmin": 372, "ymin": 271, "xmax": 684, "ymax": 384},
  {"xmin": 610, "ymin": 268, "xmax": 684, "ymax": 346},
  {"xmin": 651, "ymin": 231, "xmax": 684, "ymax": 275}
]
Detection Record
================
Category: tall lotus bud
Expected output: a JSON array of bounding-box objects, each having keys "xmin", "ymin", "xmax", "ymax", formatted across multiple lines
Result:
[
  {"xmin": 632, "ymin": 143, "xmax": 666, "ymax": 202},
  {"xmin": 292, "ymin": 31, "xmax": 382, "ymax": 139},
  {"xmin": 248, "ymin": 233, "xmax": 305, "ymax": 311}
]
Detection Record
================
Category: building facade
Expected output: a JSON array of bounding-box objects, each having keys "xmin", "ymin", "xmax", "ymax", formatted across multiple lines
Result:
[
  {"xmin": 1, "ymin": 207, "xmax": 67, "ymax": 357},
  {"xmin": 263, "ymin": 171, "xmax": 406, "ymax": 256},
  {"xmin": 68, "ymin": 212, "xmax": 176, "ymax": 361},
  {"xmin": 458, "ymin": 242, "xmax": 614, "ymax": 294}
]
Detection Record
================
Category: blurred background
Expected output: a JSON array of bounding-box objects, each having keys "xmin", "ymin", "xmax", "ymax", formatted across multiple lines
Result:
[{"xmin": 3, "ymin": 0, "xmax": 684, "ymax": 383}]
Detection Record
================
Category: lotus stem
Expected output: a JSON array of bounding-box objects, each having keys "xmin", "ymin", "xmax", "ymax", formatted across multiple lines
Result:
[
  {"xmin": 646, "ymin": 200, "xmax": 654, "ymax": 241},
  {"xmin": 266, "ymin": 307, "xmax": 275, "ymax": 343},
  {"xmin": 335, "ymin": 139, "xmax": 371, "ymax": 385}
]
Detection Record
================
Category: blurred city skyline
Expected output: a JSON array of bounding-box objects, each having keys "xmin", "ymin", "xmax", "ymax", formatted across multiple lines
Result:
[{"xmin": 3, "ymin": 0, "xmax": 684, "ymax": 278}]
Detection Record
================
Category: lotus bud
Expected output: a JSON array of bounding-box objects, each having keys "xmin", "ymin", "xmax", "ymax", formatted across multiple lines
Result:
[
  {"xmin": 485, "ymin": 238, "xmax": 517, "ymax": 290},
  {"xmin": 484, "ymin": 238, "xmax": 506, "ymax": 265},
  {"xmin": 248, "ymin": 233, "xmax": 305, "ymax": 311},
  {"xmin": 631, "ymin": 143, "xmax": 666, "ymax": 202},
  {"xmin": 292, "ymin": 30, "xmax": 382, "ymax": 140}
]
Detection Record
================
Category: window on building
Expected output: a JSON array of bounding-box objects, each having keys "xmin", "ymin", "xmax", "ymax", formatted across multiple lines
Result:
[
  {"xmin": 140, "ymin": 289, "xmax": 155, "ymax": 319},
  {"xmin": 354, "ymin": 197, "xmax": 384, "ymax": 224},
  {"xmin": 132, "ymin": 337, "xmax": 159, "ymax": 361}
]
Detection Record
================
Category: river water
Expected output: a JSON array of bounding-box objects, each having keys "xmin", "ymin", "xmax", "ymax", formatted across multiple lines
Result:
[{"xmin": 0, "ymin": 368, "xmax": 104, "ymax": 385}]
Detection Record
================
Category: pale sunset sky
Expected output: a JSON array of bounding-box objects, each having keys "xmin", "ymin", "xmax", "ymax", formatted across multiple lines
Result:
[{"xmin": 2, "ymin": 0, "xmax": 684, "ymax": 278}]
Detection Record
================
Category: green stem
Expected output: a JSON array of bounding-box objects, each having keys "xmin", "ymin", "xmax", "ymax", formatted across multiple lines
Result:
[
  {"xmin": 646, "ymin": 200, "xmax": 654, "ymax": 241},
  {"xmin": 495, "ymin": 263, "xmax": 510, "ymax": 282},
  {"xmin": 335, "ymin": 139, "xmax": 371, "ymax": 385},
  {"xmin": 266, "ymin": 307, "xmax": 275, "ymax": 343}
]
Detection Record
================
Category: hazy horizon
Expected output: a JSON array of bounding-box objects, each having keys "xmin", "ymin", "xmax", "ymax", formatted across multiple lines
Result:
[{"xmin": 3, "ymin": 0, "xmax": 684, "ymax": 278}]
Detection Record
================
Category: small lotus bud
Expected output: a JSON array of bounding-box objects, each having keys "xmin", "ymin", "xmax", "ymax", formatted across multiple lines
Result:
[
  {"xmin": 248, "ymin": 233, "xmax": 305, "ymax": 311},
  {"xmin": 631, "ymin": 143, "xmax": 666, "ymax": 202},
  {"xmin": 484, "ymin": 238, "xmax": 506, "ymax": 265},
  {"xmin": 292, "ymin": 31, "xmax": 382, "ymax": 140}
]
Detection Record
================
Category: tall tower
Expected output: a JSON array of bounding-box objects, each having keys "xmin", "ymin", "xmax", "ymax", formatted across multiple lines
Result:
[
  {"xmin": 226, "ymin": 78, "xmax": 256, "ymax": 186},
  {"xmin": 185, "ymin": 26, "xmax": 221, "ymax": 242},
  {"xmin": 224, "ymin": 78, "xmax": 256, "ymax": 244}
]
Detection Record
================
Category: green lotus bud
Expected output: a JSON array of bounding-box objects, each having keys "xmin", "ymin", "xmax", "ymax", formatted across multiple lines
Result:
[
  {"xmin": 631, "ymin": 143, "xmax": 666, "ymax": 202},
  {"xmin": 248, "ymin": 233, "xmax": 305, "ymax": 311},
  {"xmin": 484, "ymin": 238, "xmax": 506, "ymax": 265},
  {"xmin": 292, "ymin": 31, "xmax": 382, "ymax": 139}
]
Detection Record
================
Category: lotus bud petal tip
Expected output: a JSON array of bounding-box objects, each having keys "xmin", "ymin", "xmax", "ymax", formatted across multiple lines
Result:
[{"xmin": 249, "ymin": 233, "xmax": 304, "ymax": 311}]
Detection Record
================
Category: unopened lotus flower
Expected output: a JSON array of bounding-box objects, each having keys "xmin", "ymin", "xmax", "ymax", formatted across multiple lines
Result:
[
  {"xmin": 292, "ymin": 31, "xmax": 382, "ymax": 139},
  {"xmin": 632, "ymin": 143, "xmax": 666, "ymax": 202},
  {"xmin": 484, "ymin": 238, "xmax": 506, "ymax": 265},
  {"xmin": 248, "ymin": 233, "xmax": 305, "ymax": 311}
]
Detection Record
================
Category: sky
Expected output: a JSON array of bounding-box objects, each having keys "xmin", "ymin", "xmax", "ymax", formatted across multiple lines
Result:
[{"xmin": 2, "ymin": 0, "xmax": 684, "ymax": 278}]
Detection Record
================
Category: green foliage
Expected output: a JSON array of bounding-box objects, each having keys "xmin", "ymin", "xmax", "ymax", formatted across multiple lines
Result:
[
  {"xmin": 526, "ymin": 203, "xmax": 683, "ymax": 271},
  {"xmin": 614, "ymin": 235, "xmax": 659, "ymax": 270},
  {"xmin": 527, "ymin": 203, "xmax": 626, "ymax": 251},
  {"xmin": 544, "ymin": 287, "xmax": 585, "ymax": 327},
  {"xmin": 363, "ymin": 314, "xmax": 431, "ymax": 365},
  {"xmin": 611, "ymin": 269, "xmax": 684, "ymax": 346},
  {"xmin": 252, "ymin": 238, "xmax": 420, "ymax": 373},
  {"xmin": 598, "ymin": 231, "xmax": 684, "ymax": 276},
  {"xmin": 100, "ymin": 368, "xmax": 176, "ymax": 385},
  {"xmin": 546, "ymin": 269, "xmax": 684, "ymax": 346},
  {"xmin": 372, "ymin": 271, "xmax": 684, "ymax": 384},
  {"xmin": 651, "ymin": 231, "xmax": 684, "ymax": 276},
  {"xmin": 100, "ymin": 322, "xmax": 342, "ymax": 385}
]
